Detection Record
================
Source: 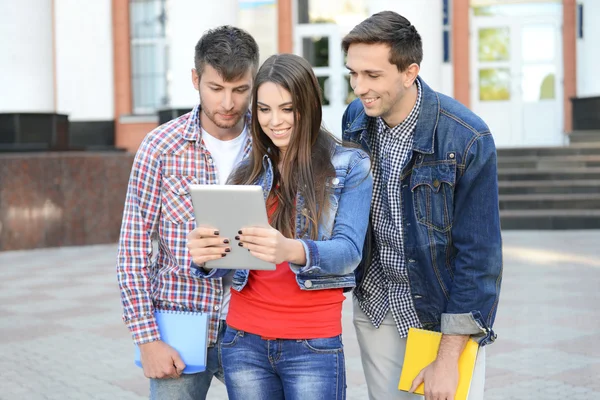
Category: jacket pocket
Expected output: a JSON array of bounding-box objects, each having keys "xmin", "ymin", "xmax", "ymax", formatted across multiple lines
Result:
[
  {"xmin": 411, "ymin": 163, "xmax": 456, "ymax": 232},
  {"xmin": 161, "ymin": 176, "xmax": 198, "ymax": 224}
]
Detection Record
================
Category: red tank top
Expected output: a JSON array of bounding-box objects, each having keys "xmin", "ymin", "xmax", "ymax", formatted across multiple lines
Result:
[{"xmin": 226, "ymin": 195, "xmax": 344, "ymax": 339}]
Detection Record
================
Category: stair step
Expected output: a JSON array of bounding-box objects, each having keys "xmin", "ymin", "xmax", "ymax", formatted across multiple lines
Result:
[
  {"xmin": 497, "ymin": 143, "xmax": 600, "ymax": 157},
  {"xmin": 499, "ymin": 194, "xmax": 600, "ymax": 210},
  {"xmin": 497, "ymin": 154, "xmax": 600, "ymax": 169},
  {"xmin": 500, "ymin": 209, "xmax": 600, "ymax": 229},
  {"xmin": 498, "ymin": 180, "xmax": 600, "ymax": 195},
  {"xmin": 568, "ymin": 130, "xmax": 600, "ymax": 144},
  {"xmin": 498, "ymin": 168, "xmax": 600, "ymax": 181}
]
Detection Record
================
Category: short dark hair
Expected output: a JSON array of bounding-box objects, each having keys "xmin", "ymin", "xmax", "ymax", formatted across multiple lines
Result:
[
  {"xmin": 342, "ymin": 11, "xmax": 422, "ymax": 72},
  {"xmin": 194, "ymin": 25, "xmax": 260, "ymax": 81}
]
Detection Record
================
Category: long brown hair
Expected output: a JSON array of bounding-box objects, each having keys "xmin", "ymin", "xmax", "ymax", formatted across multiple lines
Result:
[{"xmin": 229, "ymin": 54, "xmax": 338, "ymax": 240}]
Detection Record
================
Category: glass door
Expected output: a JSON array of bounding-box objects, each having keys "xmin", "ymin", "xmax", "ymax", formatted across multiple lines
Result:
[{"xmin": 294, "ymin": 23, "xmax": 349, "ymax": 137}]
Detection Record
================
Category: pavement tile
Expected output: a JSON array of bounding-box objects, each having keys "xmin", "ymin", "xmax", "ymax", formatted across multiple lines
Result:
[
  {"xmin": 484, "ymin": 367, "xmax": 536, "ymax": 390},
  {"xmin": 543, "ymin": 334, "xmax": 600, "ymax": 358},
  {"xmin": 488, "ymin": 348, "xmax": 598, "ymax": 377},
  {"xmin": 0, "ymin": 231, "xmax": 599, "ymax": 399},
  {"xmin": 548, "ymin": 363, "xmax": 600, "ymax": 392},
  {"xmin": 484, "ymin": 378, "xmax": 600, "ymax": 400},
  {"xmin": 1, "ymin": 321, "xmax": 74, "ymax": 344}
]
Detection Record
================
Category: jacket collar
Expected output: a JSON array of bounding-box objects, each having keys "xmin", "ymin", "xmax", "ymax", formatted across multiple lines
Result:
[{"xmin": 412, "ymin": 77, "xmax": 440, "ymax": 155}]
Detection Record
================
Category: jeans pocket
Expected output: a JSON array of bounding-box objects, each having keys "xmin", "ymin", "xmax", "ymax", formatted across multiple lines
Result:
[
  {"xmin": 220, "ymin": 326, "xmax": 241, "ymax": 347},
  {"xmin": 301, "ymin": 335, "xmax": 343, "ymax": 354}
]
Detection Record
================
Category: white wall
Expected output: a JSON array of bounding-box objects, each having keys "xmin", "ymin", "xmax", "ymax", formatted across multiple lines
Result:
[
  {"xmin": 166, "ymin": 0, "xmax": 239, "ymax": 109},
  {"xmin": 238, "ymin": 2, "xmax": 278, "ymax": 66},
  {"xmin": 0, "ymin": 0, "xmax": 54, "ymax": 112},
  {"xmin": 367, "ymin": 0, "xmax": 444, "ymax": 92},
  {"xmin": 440, "ymin": 64, "xmax": 454, "ymax": 97},
  {"xmin": 54, "ymin": 0, "xmax": 114, "ymax": 121},
  {"xmin": 577, "ymin": 0, "xmax": 600, "ymax": 97}
]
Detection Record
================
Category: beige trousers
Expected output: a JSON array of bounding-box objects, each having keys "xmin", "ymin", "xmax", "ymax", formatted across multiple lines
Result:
[{"xmin": 353, "ymin": 297, "xmax": 486, "ymax": 400}]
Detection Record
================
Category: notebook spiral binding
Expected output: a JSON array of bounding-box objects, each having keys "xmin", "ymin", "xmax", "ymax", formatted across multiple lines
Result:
[{"xmin": 156, "ymin": 309, "xmax": 203, "ymax": 315}]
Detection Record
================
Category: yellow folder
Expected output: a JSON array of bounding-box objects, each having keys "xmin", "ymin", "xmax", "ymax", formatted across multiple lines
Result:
[{"xmin": 398, "ymin": 328, "xmax": 479, "ymax": 400}]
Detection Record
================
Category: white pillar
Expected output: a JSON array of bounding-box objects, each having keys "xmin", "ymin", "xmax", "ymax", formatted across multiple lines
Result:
[
  {"xmin": 0, "ymin": 0, "xmax": 55, "ymax": 112},
  {"xmin": 368, "ymin": 0, "xmax": 444, "ymax": 92},
  {"xmin": 166, "ymin": 0, "xmax": 239, "ymax": 109},
  {"xmin": 54, "ymin": 0, "xmax": 114, "ymax": 121}
]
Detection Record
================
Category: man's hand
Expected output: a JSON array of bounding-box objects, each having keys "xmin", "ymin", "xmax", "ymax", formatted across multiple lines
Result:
[
  {"xmin": 139, "ymin": 340, "xmax": 186, "ymax": 379},
  {"xmin": 409, "ymin": 334, "xmax": 468, "ymax": 400},
  {"xmin": 187, "ymin": 227, "xmax": 230, "ymax": 265},
  {"xmin": 410, "ymin": 357, "xmax": 459, "ymax": 400}
]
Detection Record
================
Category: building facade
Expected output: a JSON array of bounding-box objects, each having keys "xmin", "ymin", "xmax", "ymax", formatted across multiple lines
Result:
[{"xmin": 1, "ymin": 0, "xmax": 598, "ymax": 151}]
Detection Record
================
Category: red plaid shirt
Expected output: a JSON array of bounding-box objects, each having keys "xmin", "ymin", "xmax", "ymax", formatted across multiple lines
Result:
[{"xmin": 117, "ymin": 105, "xmax": 252, "ymax": 345}]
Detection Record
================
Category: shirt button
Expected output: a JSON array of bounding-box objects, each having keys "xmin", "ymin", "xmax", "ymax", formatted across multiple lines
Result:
[
  {"xmin": 331, "ymin": 178, "xmax": 340, "ymax": 185},
  {"xmin": 433, "ymin": 179, "xmax": 440, "ymax": 188},
  {"xmin": 214, "ymin": 305, "xmax": 220, "ymax": 311},
  {"xmin": 304, "ymin": 280, "xmax": 313, "ymax": 288},
  {"xmin": 178, "ymin": 188, "xmax": 186, "ymax": 195},
  {"xmin": 207, "ymin": 158, "xmax": 214, "ymax": 164},
  {"xmin": 216, "ymin": 289, "xmax": 221, "ymax": 294},
  {"xmin": 449, "ymin": 153, "xmax": 455, "ymax": 159}
]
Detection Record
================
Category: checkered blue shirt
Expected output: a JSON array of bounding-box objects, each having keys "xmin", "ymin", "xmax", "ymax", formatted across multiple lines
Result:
[
  {"xmin": 355, "ymin": 80, "xmax": 423, "ymax": 337},
  {"xmin": 117, "ymin": 105, "xmax": 252, "ymax": 345}
]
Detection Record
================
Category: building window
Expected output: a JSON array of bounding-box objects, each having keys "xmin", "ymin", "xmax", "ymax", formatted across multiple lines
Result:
[
  {"xmin": 443, "ymin": 0, "xmax": 451, "ymax": 63},
  {"xmin": 129, "ymin": 0, "xmax": 169, "ymax": 114}
]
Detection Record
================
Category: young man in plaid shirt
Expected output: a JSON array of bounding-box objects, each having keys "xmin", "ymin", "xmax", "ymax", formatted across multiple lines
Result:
[{"xmin": 117, "ymin": 26, "xmax": 259, "ymax": 399}]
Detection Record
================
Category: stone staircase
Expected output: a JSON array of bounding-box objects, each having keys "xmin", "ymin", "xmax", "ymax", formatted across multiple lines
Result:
[{"xmin": 498, "ymin": 131, "xmax": 600, "ymax": 229}]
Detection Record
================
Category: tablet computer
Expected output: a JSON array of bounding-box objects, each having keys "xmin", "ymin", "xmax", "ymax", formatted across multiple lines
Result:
[{"xmin": 189, "ymin": 184, "xmax": 276, "ymax": 270}]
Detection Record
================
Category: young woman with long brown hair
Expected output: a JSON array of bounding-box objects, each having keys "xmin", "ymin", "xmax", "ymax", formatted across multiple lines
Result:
[{"xmin": 187, "ymin": 53, "xmax": 373, "ymax": 399}]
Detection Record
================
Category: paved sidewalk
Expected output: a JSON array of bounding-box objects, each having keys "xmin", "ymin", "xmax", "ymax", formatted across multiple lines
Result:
[{"xmin": 0, "ymin": 231, "xmax": 599, "ymax": 400}]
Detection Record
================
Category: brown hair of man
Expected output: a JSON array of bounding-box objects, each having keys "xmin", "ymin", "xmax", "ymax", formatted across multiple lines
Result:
[
  {"xmin": 342, "ymin": 11, "xmax": 423, "ymax": 72},
  {"xmin": 194, "ymin": 25, "xmax": 260, "ymax": 80}
]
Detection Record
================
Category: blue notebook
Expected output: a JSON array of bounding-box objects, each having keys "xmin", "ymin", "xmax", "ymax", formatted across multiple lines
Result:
[{"xmin": 134, "ymin": 310, "xmax": 209, "ymax": 374}]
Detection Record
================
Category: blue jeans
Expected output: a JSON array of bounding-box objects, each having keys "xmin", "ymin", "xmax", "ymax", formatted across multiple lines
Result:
[
  {"xmin": 149, "ymin": 321, "xmax": 226, "ymax": 400},
  {"xmin": 220, "ymin": 326, "xmax": 346, "ymax": 400}
]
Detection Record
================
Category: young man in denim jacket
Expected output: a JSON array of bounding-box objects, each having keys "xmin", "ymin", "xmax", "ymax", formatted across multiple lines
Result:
[{"xmin": 342, "ymin": 11, "xmax": 502, "ymax": 400}]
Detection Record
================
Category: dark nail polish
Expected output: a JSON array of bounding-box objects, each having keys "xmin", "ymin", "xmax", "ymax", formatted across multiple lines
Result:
[
  {"xmin": 214, "ymin": 230, "xmax": 220, "ymax": 236},
  {"xmin": 238, "ymin": 242, "xmax": 244, "ymax": 247},
  {"xmin": 238, "ymin": 230, "xmax": 243, "ymax": 234},
  {"xmin": 225, "ymin": 248, "xmax": 231, "ymax": 253},
  {"xmin": 221, "ymin": 253, "xmax": 227, "ymax": 257},
  {"xmin": 223, "ymin": 239, "xmax": 230, "ymax": 244},
  {"xmin": 234, "ymin": 235, "xmax": 240, "ymax": 241}
]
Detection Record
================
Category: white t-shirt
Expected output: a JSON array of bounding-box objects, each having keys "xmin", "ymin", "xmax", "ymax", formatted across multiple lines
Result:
[
  {"xmin": 201, "ymin": 127, "xmax": 248, "ymax": 319},
  {"xmin": 201, "ymin": 127, "xmax": 248, "ymax": 185}
]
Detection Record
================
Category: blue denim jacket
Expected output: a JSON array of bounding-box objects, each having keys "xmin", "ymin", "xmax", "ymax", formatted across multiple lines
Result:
[
  {"xmin": 342, "ymin": 77, "xmax": 502, "ymax": 345},
  {"xmin": 194, "ymin": 144, "xmax": 373, "ymax": 293}
]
